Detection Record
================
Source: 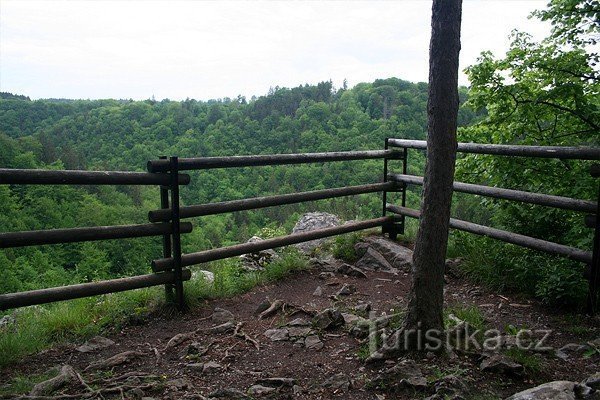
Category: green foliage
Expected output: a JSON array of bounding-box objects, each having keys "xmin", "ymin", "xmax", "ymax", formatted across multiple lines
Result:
[
  {"xmin": 444, "ymin": 304, "xmax": 486, "ymax": 331},
  {"xmin": 503, "ymin": 347, "xmax": 543, "ymax": 375},
  {"xmin": 453, "ymin": 0, "xmax": 599, "ymax": 307},
  {"xmin": 331, "ymin": 232, "xmax": 365, "ymax": 262}
]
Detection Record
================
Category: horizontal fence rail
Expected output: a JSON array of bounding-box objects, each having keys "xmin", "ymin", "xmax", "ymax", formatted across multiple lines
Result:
[
  {"xmin": 0, "ymin": 270, "xmax": 192, "ymax": 310},
  {"xmin": 387, "ymin": 204, "xmax": 592, "ymax": 264},
  {"xmin": 147, "ymin": 150, "xmax": 399, "ymax": 172},
  {"xmin": 0, "ymin": 222, "xmax": 193, "ymax": 248},
  {"xmin": 388, "ymin": 139, "xmax": 600, "ymax": 160},
  {"xmin": 389, "ymin": 173, "xmax": 597, "ymax": 213},
  {"xmin": 149, "ymin": 182, "xmax": 395, "ymax": 222},
  {"xmin": 0, "ymin": 168, "xmax": 190, "ymax": 186},
  {"xmin": 152, "ymin": 216, "xmax": 395, "ymax": 271}
]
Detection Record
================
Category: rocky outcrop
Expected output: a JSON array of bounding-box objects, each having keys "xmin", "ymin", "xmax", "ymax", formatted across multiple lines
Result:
[
  {"xmin": 354, "ymin": 236, "xmax": 413, "ymax": 273},
  {"xmin": 239, "ymin": 236, "xmax": 278, "ymax": 271},
  {"xmin": 506, "ymin": 373, "xmax": 600, "ymax": 400},
  {"xmin": 292, "ymin": 213, "xmax": 342, "ymax": 252}
]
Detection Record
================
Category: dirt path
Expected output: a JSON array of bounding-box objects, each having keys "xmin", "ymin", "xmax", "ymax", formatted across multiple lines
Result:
[{"xmin": 2, "ymin": 255, "xmax": 599, "ymax": 399}]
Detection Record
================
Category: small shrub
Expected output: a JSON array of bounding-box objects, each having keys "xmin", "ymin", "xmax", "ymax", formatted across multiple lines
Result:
[{"xmin": 331, "ymin": 232, "xmax": 364, "ymax": 262}]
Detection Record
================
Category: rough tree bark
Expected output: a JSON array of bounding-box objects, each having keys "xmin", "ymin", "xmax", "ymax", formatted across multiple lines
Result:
[{"xmin": 403, "ymin": 0, "xmax": 462, "ymax": 349}]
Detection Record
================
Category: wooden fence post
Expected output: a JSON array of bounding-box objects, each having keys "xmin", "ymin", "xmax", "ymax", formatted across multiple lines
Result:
[
  {"xmin": 588, "ymin": 163, "xmax": 600, "ymax": 314},
  {"xmin": 159, "ymin": 156, "xmax": 174, "ymax": 302},
  {"xmin": 169, "ymin": 156, "xmax": 185, "ymax": 310}
]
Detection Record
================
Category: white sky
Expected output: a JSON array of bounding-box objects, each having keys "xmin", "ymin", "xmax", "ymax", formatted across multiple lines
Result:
[{"xmin": 0, "ymin": 0, "xmax": 549, "ymax": 101}]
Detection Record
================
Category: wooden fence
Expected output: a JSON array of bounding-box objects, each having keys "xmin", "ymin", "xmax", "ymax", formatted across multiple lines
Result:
[{"xmin": 0, "ymin": 139, "xmax": 598, "ymax": 312}]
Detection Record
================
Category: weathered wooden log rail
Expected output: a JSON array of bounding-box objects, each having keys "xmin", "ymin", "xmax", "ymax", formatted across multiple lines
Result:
[{"xmin": 0, "ymin": 140, "xmax": 598, "ymax": 312}]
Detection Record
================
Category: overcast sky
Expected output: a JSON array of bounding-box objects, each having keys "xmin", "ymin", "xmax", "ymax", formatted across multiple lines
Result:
[{"xmin": 0, "ymin": 0, "xmax": 549, "ymax": 101}]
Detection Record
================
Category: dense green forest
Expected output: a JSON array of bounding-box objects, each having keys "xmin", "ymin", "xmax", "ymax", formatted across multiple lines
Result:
[
  {"xmin": 0, "ymin": 78, "xmax": 476, "ymax": 295},
  {"xmin": 0, "ymin": 0, "xmax": 598, "ymax": 307}
]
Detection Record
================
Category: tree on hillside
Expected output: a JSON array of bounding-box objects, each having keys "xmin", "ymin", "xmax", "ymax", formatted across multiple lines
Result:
[
  {"xmin": 369, "ymin": 0, "xmax": 462, "ymax": 359},
  {"xmin": 404, "ymin": 0, "xmax": 463, "ymax": 349}
]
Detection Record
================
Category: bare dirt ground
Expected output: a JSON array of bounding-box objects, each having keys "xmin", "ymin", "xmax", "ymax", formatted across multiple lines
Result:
[{"xmin": 2, "ymin": 247, "xmax": 599, "ymax": 399}]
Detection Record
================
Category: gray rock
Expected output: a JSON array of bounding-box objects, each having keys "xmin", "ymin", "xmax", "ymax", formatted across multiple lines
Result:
[
  {"xmin": 353, "ymin": 303, "xmax": 371, "ymax": 315},
  {"xmin": 239, "ymin": 236, "xmax": 278, "ymax": 271},
  {"xmin": 76, "ymin": 336, "xmax": 115, "ymax": 353},
  {"xmin": 374, "ymin": 359, "xmax": 428, "ymax": 390},
  {"xmin": 247, "ymin": 385, "xmax": 276, "ymax": 396},
  {"xmin": 556, "ymin": 343, "xmax": 590, "ymax": 360},
  {"xmin": 312, "ymin": 308, "xmax": 344, "ymax": 330},
  {"xmin": 256, "ymin": 377, "xmax": 296, "ymax": 387},
  {"xmin": 336, "ymin": 284, "xmax": 357, "ymax": 296},
  {"xmin": 287, "ymin": 318, "xmax": 310, "ymax": 326},
  {"xmin": 480, "ymin": 354, "xmax": 524, "ymax": 376},
  {"xmin": 0, "ymin": 315, "xmax": 15, "ymax": 330},
  {"xmin": 193, "ymin": 270, "xmax": 215, "ymax": 284},
  {"xmin": 312, "ymin": 286, "xmax": 324, "ymax": 297},
  {"xmin": 208, "ymin": 388, "xmax": 248, "ymax": 399},
  {"xmin": 166, "ymin": 378, "xmax": 193, "ymax": 391},
  {"xmin": 341, "ymin": 313, "xmax": 363, "ymax": 326},
  {"xmin": 582, "ymin": 372, "xmax": 600, "ymax": 390},
  {"xmin": 321, "ymin": 373, "xmax": 350, "ymax": 391},
  {"xmin": 445, "ymin": 258, "xmax": 464, "ymax": 278},
  {"xmin": 263, "ymin": 328, "xmax": 289, "ymax": 341},
  {"xmin": 187, "ymin": 341, "xmax": 211, "ymax": 356},
  {"xmin": 202, "ymin": 361, "xmax": 223, "ymax": 373},
  {"xmin": 288, "ymin": 326, "xmax": 312, "ymax": 338},
  {"xmin": 292, "ymin": 213, "xmax": 342, "ymax": 252},
  {"xmin": 212, "ymin": 307, "xmax": 235, "ymax": 324},
  {"xmin": 432, "ymin": 375, "xmax": 469, "ymax": 398},
  {"xmin": 355, "ymin": 247, "xmax": 396, "ymax": 273},
  {"xmin": 506, "ymin": 381, "xmax": 577, "ymax": 400},
  {"xmin": 336, "ymin": 263, "xmax": 367, "ymax": 278},
  {"xmin": 305, "ymin": 335, "xmax": 324, "ymax": 350},
  {"xmin": 355, "ymin": 236, "xmax": 412, "ymax": 272}
]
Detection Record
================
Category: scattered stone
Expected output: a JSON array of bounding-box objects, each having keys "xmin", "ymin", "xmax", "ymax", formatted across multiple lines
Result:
[
  {"xmin": 212, "ymin": 307, "xmax": 235, "ymax": 324},
  {"xmin": 193, "ymin": 270, "xmax": 215, "ymax": 284},
  {"xmin": 374, "ymin": 359, "xmax": 428, "ymax": 390},
  {"xmin": 187, "ymin": 363, "xmax": 205, "ymax": 371},
  {"xmin": 30, "ymin": 365, "xmax": 76, "ymax": 396},
  {"xmin": 187, "ymin": 341, "xmax": 211, "ymax": 356},
  {"xmin": 336, "ymin": 263, "xmax": 367, "ymax": 278},
  {"xmin": 208, "ymin": 388, "xmax": 248, "ymax": 399},
  {"xmin": 287, "ymin": 317, "xmax": 310, "ymax": 326},
  {"xmin": 341, "ymin": 313, "xmax": 363, "ymax": 326},
  {"xmin": 313, "ymin": 286, "xmax": 324, "ymax": 297},
  {"xmin": 256, "ymin": 377, "xmax": 296, "ymax": 387},
  {"xmin": 76, "ymin": 336, "xmax": 115, "ymax": 353},
  {"xmin": 318, "ymin": 272, "xmax": 335, "ymax": 280},
  {"xmin": 349, "ymin": 319, "xmax": 371, "ymax": 339},
  {"xmin": 288, "ymin": 327, "xmax": 312, "ymax": 338},
  {"xmin": 85, "ymin": 350, "xmax": 144, "ymax": 371},
  {"xmin": 292, "ymin": 213, "xmax": 342, "ymax": 252},
  {"xmin": 309, "ymin": 258, "xmax": 336, "ymax": 271},
  {"xmin": 336, "ymin": 284, "xmax": 357, "ymax": 296},
  {"xmin": 506, "ymin": 381, "xmax": 578, "ymax": 400},
  {"xmin": 203, "ymin": 361, "xmax": 223, "ymax": 373},
  {"xmin": 582, "ymin": 372, "xmax": 600, "ymax": 390},
  {"xmin": 321, "ymin": 373, "xmax": 350, "ymax": 391},
  {"xmin": 432, "ymin": 374, "xmax": 469, "ymax": 399},
  {"xmin": 312, "ymin": 308, "xmax": 344, "ymax": 330},
  {"xmin": 247, "ymin": 385, "xmax": 276, "ymax": 396},
  {"xmin": 293, "ymin": 385, "xmax": 303, "ymax": 395},
  {"xmin": 556, "ymin": 343, "xmax": 590, "ymax": 360},
  {"xmin": 264, "ymin": 328, "xmax": 289, "ymax": 341},
  {"xmin": 480, "ymin": 354, "xmax": 524, "ymax": 376},
  {"xmin": 0, "ymin": 315, "xmax": 15, "ymax": 330},
  {"xmin": 353, "ymin": 303, "xmax": 372, "ymax": 315},
  {"xmin": 305, "ymin": 335, "xmax": 324, "ymax": 350},
  {"xmin": 167, "ymin": 378, "xmax": 194, "ymax": 391},
  {"xmin": 239, "ymin": 236, "xmax": 278, "ymax": 271}
]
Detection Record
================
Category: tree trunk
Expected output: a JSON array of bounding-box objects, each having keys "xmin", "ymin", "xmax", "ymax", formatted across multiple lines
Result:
[{"xmin": 404, "ymin": 0, "xmax": 462, "ymax": 349}]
